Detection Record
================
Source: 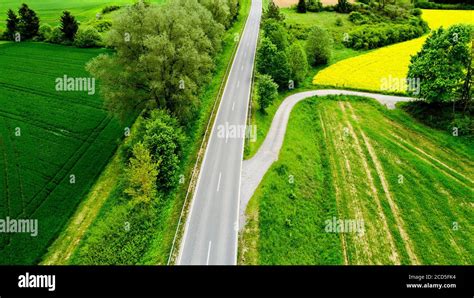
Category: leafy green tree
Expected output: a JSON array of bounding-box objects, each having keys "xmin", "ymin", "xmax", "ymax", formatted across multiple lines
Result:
[
  {"xmin": 262, "ymin": 19, "xmax": 289, "ymax": 51},
  {"xmin": 256, "ymin": 37, "xmax": 290, "ymax": 89},
  {"xmin": 17, "ymin": 4, "xmax": 39, "ymax": 39},
  {"xmin": 257, "ymin": 74, "xmax": 278, "ymax": 112},
  {"xmin": 265, "ymin": 0, "xmax": 285, "ymax": 21},
  {"xmin": 306, "ymin": 25, "xmax": 333, "ymax": 66},
  {"xmin": 199, "ymin": 0, "xmax": 231, "ymax": 28},
  {"xmin": 289, "ymin": 42, "xmax": 308, "ymax": 85},
  {"xmin": 141, "ymin": 110, "xmax": 185, "ymax": 191},
  {"xmin": 60, "ymin": 11, "xmax": 78, "ymax": 41},
  {"xmin": 407, "ymin": 24, "xmax": 473, "ymax": 107},
  {"xmin": 5, "ymin": 9, "xmax": 18, "ymax": 40},
  {"xmin": 87, "ymin": 0, "xmax": 224, "ymax": 123},
  {"xmin": 125, "ymin": 142, "xmax": 159, "ymax": 204},
  {"xmin": 297, "ymin": 0, "xmax": 307, "ymax": 13},
  {"xmin": 336, "ymin": 0, "xmax": 351, "ymax": 13}
]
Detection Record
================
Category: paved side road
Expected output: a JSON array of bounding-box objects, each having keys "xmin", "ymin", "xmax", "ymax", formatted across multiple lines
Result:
[
  {"xmin": 239, "ymin": 89, "xmax": 415, "ymax": 227},
  {"xmin": 178, "ymin": 0, "xmax": 263, "ymax": 265}
]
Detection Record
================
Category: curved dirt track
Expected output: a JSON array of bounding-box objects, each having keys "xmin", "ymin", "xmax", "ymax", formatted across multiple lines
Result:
[{"xmin": 239, "ymin": 89, "xmax": 415, "ymax": 227}]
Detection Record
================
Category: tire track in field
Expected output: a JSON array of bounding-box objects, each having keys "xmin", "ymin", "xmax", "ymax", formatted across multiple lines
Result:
[
  {"xmin": 336, "ymin": 103, "xmax": 373, "ymax": 264},
  {"xmin": 0, "ymin": 110, "xmax": 84, "ymax": 140},
  {"xmin": 338, "ymin": 102, "xmax": 400, "ymax": 264},
  {"xmin": 369, "ymin": 132, "xmax": 472, "ymax": 264},
  {"xmin": 389, "ymin": 133, "xmax": 474, "ymax": 187},
  {"xmin": 0, "ymin": 82, "xmax": 104, "ymax": 111},
  {"xmin": 5, "ymin": 119, "xmax": 26, "ymax": 216},
  {"xmin": 319, "ymin": 110, "xmax": 349, "ymax": 265},
  {"xmin": 0, "ymin": 117, "xmax": 12, "ymax": 248},
  {"xmin": 25, "ymin": 116, "xmax": 112, "ymax": 217},
  {"xmin": 352, "ymin": 107, "xmax": 419, "ymax": 264}
]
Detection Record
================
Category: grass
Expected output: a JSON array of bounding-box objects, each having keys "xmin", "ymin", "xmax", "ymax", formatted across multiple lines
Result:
[
  {"xmin": 240, "ymin": 96, "xmax": 474, "ymax": 264},
  {"xmin": 313, "ymin": 9, "xmax": 474, "ymax": 93},
  {"xmin": 0, "ymin": 42, "xmax": 131, "ymax": 264},
  {"xmin": 59, "ymin": 0, "xmax": 252, "ymax": 265},
  {"xmin": 0, "ymin": 0, "xmax": 165, "ymax": 29}
]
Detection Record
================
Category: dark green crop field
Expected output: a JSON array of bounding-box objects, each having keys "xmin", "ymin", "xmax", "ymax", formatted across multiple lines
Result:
[{"xmin": 0, "ymin": 42, "xmax": 128, "ymax": 264}]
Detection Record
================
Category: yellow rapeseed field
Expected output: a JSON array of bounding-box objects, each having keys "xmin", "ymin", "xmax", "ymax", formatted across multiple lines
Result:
[{"xmin": 313, "ymin": 10, "xmax": 474, "ymax": 93}]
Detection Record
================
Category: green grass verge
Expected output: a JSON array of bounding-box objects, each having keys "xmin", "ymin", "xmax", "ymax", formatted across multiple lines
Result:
[{"xmin": 240, "ymin": 96, "xmax": 473, "ymax": 265}]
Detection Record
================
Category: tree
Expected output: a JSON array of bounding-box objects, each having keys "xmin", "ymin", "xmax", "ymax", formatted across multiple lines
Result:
[
  {"xmin": 335, "ymin": 0, "xmax": 351, "ymax": 13},
  {"xmin": 199, "ymin": 0, "xmax": 231, "ymax": 28},
  {"xmin": 86, "ymin": 0, "xmax": 224, "ymax": 123},
  {"xmin": 257, "ymin": 74, "xmax": 278, "ymax": 112},
  {"xmin": 141, "ymin": 110, "xmax": 185, "ymax": 191},
  {"xmin": 17, "ymin": 4, "xmax": 39, "ymax": 39},
  {"xmin": 5, "ymin": 9, "xmax": 19, "ymax": 40},
  {"xmin": 124, "ymin": 142, "xmax": 159, "ymax": 204},
  {"xmin": 407, "ymin": 24, "xmax": 473, "ymax": 107},
  {"xmin": 256, "ymin": 37, "xmax": 291, "ymax": 89},
  {"xmin": 60, "ymin": 11, "xmax": 78, "ymax": 41},
  {"xmin": 289, "ymin": 42, "xmax": 308, "ymax": 85},
  {"xmin": 297, "ymin": 0, "xmax": 307, "ymax": 13},
  {"xmin": 262, "ymin": 19, "xmax": 289, "ymax": 51},
  {"xmin": 305, "ymin": 25, "xmax": 333, "ymax": 66},
  {"xmin": 265, "ymin": 0, "xmax": 284, "ymax": 21}
]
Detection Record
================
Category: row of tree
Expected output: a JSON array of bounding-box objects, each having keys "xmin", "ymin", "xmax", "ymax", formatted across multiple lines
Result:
[
  {"xmin": 255, "ymin": 1, "xmax": 333, "ymax": 111},
  {"xmin": 3, "ymin": 3, "xmax": 101, "ymax": 47}
]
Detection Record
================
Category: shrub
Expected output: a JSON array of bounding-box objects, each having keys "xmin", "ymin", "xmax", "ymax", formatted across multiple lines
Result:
[
  {"xmin": 73, "ymin": 27, "xmax": 102, "ymax": 48},
  {"xmin": 47, "ymin": 26, "xmax": 64, "ymax": 44},
  {"xmin": 306, "ymin": 0, "xmax": 323, "ymax": 12},
  {"xmin": 343, "ymin": 21, "xmax": 428, "ymax": 50},
  {"xmin": 102, "ymin": 5, "xmax": 121, "ymax": 14},
  {"xmin": 94, "ymin": 20, "xmax": 112, "ymax": 32},
  {"xmin": 297, "ymin": 0, "xmax": 307, "ymax": 13},
  {"xmin": 306, "ymin": 26, "xmax": 333, "ymax": 66},
  {"xmin": 335, "ymin": 16, "xmax": 343, "ymax": 26},
  {"xmin": 335, "ymin": 0, "xmax": 352, "ymax": 13},
  {"xmin": 348, "ymin": 11, "xmax": 368, "ymax": 25},
  {"xmin": 141, "ymin": 110, "xmax": 185, "ymax": 191},
  {"xmin": 38, "ymin": 24, "xmax": 52, "ymax": 41}
]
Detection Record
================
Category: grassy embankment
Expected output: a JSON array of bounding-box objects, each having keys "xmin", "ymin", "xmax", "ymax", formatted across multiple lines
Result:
[{"xmin": 240, "ymin": 96, "xmax": 473, "ymax": 264}]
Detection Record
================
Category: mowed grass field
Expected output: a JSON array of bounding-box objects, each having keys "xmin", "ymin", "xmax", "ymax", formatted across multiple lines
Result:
[
  {"xmin": 0, "ymin": 42, "xmax": 129, "ymax": 264},
  {"xmin": 240, "ymin": 96, "xmax": 473, "ymax": 265},
  {"xmin": 313, "ymin": 10, "xmax": 474, "ymax": 93},
  {"xmin": 0, "ymin": 0, "xmax": 165, "ymax": 28}
]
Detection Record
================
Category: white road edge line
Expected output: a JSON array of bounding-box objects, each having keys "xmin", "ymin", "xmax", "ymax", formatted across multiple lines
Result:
[
  {"xmin": 206, "ymin": 241, "xmax": 212, "ymax": 265},
  {"xmin": 232, "ymin": 102, "xmax": 235, "ymax": 111},
  {"xmin": 216, "ymin": 172, "xmax": 222, "ymax": 192}
]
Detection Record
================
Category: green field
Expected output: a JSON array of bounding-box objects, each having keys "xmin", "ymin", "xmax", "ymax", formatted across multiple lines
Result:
[
  {"xmin": 240, "ymin": 96, "xmax": 473, "ymax": 265},
  {"xmin": 0, "ymin": 42, "xmax": 130, "ymax": 264},
  {"xmin": 0, "ymin": 0, "xmax": 165, "ymax": 28}
]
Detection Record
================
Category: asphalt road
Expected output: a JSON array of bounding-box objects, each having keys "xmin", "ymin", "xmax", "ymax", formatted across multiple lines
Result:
[
  {"xmin": 239, "ymin": 90, "xmax": 416, "ymax": 227},
  {"xmin": 178, "ymin": 0, "xmax": 262, "ymax": 265}
]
